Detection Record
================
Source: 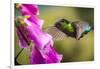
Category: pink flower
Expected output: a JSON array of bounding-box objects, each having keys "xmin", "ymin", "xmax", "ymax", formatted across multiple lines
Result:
[
  {"xmin": 15, "ymin": 3, "xmax": 62, "ymax": 64},
  {"xmin": 18, "ymin": 4, "xmax": 39, "ymax": 15}
]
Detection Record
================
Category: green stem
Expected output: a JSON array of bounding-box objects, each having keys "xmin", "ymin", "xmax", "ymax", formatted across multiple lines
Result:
[{"xmin": 15, "ymin": 48, "xmax": 24, "ymax": 60}]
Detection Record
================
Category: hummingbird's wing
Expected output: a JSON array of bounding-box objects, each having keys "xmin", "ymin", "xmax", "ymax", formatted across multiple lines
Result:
[{"xmin": 45, "ymin": 26, "xmax": 67, "ymax": 41}]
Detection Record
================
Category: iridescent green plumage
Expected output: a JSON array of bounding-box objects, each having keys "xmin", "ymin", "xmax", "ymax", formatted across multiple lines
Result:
[{"xmin": 60, "ymin": 22, "xmax": 74, "ymax": 32}]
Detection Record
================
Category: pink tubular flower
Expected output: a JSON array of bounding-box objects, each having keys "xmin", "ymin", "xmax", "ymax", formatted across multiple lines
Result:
[
  {"xmin": 15, "ymin": 4, "xmax": 62, "ymax": 64},
  {"xmin": 18, "ymin": 4, "xmax": 39, "ymax": 15}
]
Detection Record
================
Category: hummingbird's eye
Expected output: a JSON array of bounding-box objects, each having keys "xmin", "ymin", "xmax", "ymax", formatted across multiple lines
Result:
[{"xmin": 58, "ymin": 19, "xmax": 69, "ymax": 24}]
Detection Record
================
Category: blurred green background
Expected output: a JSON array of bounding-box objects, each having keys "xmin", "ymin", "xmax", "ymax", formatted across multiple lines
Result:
[{"xmin": 15, "ymin": 5, "xmax": 94, "ymax": 65}]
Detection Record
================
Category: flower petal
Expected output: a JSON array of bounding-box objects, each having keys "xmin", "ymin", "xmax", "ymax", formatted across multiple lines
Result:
[
  {"xmin": 16, "ymin": 29, "xmax": 28, "ymax": 48},
  {"xmin": 20, "ymin": 4, "xmax": 39, "ymax": 15},
  {"xmin": 25, "ymin": 18, "xmax": 52, "ymax": 49},
  {"xmin": 16, "ymin": 25, "xmax": 31, "ymax": 48},
  {"xmin": 30, "ymin": 41, "xmax": 62, "ymax": 64},
  {"xmin": 25, "ymin": 15, "xmax": 44, "ymax": 29},
  {"xmin": 30, "ymin": 46, "xmax": 45, "ymax": 64},
  {"xmin": 40, "ymin": 41, "xmax": 62, "ymax": 63}
]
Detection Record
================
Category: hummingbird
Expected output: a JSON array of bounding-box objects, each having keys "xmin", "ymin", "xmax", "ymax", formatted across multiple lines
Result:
[{"xmin": 46, "ymin": 18, "xmax": 93, "ymax": 40}]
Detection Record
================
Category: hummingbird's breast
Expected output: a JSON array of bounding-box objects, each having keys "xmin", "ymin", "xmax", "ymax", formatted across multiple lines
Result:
[{"xmin": 63, "ymin": 23, "xmax": 76, "ymax": 38}]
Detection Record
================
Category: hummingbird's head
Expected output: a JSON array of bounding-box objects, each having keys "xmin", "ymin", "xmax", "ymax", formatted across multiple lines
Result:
[{"xmin": 54, "ymin": 18, "xmax": 69, "ymax": 30}]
